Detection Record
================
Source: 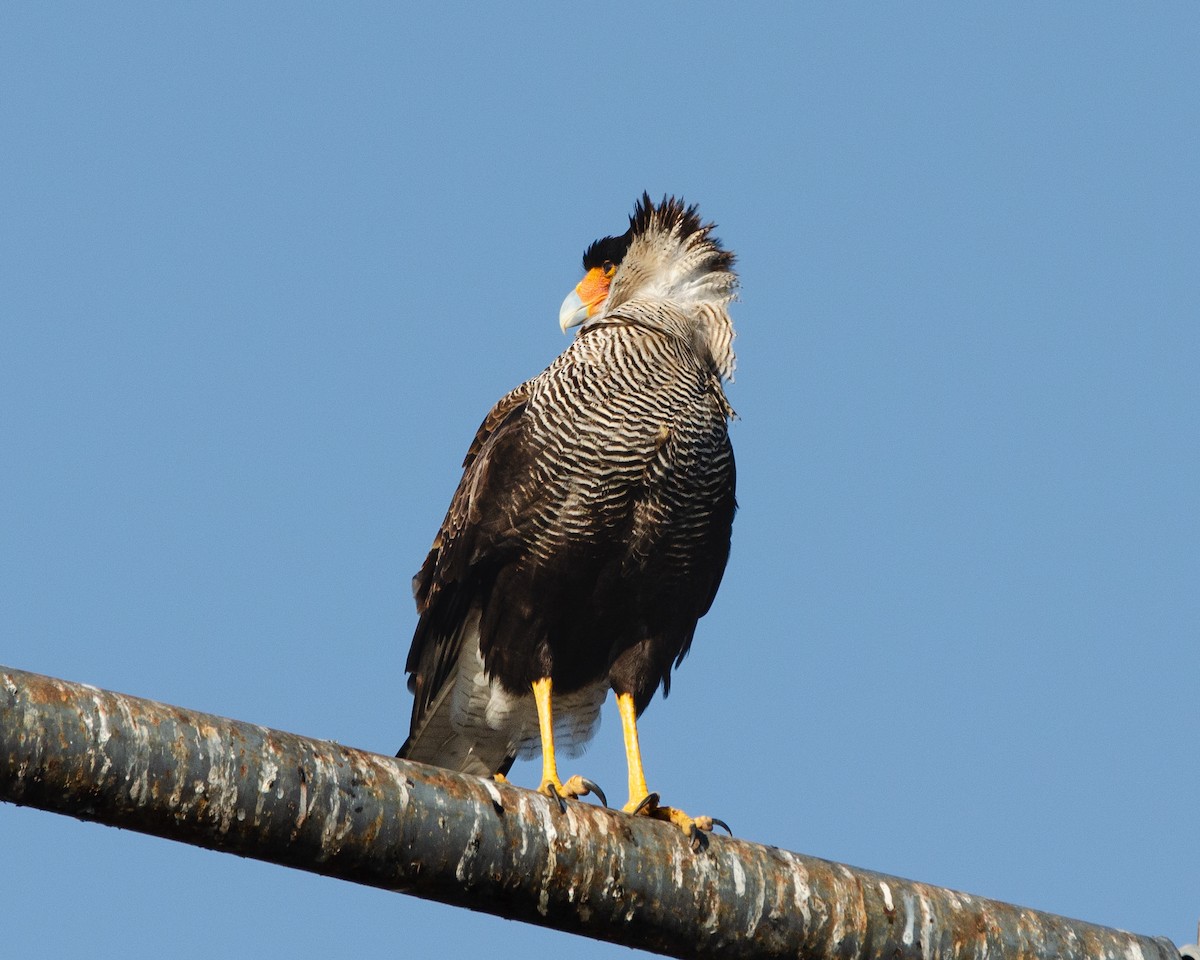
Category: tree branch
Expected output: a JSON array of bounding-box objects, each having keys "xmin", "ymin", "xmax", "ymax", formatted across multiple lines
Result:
[{"xmin": 0, "ymin": 664, "xmax": 1182, "ymax": 960}]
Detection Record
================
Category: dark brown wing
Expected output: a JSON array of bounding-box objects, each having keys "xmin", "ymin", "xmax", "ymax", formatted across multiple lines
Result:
[{"xmin": 402, "ymin": 382, "xmax": 532, "ymax": 741}]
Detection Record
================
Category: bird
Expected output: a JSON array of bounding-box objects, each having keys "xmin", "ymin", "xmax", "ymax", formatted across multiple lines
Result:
[{"xmin": 399, "ymin": 194, "xmax": 737, "ymax": 839}]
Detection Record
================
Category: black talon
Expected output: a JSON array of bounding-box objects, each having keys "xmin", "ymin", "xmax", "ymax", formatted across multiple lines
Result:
[
  {"xmin": 546, "ymin": 783, "xmax": 566, "ymax": 814},
  {"xmin": 580, "ymin": 778, "xmax": 608, "ymax": 808},
  {"xmin": 710, "ymin": 817, "xmax": 732, "ymax": 836},
  {"xmin": 632, "ymin": 792, "xmax": 659, "ymax": 816}
]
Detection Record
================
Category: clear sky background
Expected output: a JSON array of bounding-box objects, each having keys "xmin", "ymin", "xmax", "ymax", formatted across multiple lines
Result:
[{"xmin": 2, "ymin": 5, "xmax": 1197, "ymax": 958}]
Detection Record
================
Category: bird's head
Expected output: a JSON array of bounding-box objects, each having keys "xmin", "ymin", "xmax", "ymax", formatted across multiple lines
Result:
[
  {"xmin": 558, "ymin": 193, "xmax": 738, "ymax": 380},
  {"xmin": 558, "ymin": 229, "xmax": 632, "ymax": 333}
]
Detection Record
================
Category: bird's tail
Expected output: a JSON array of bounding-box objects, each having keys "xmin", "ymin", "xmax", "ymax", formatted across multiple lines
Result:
[
  {"xmin": 398, "ymin": 618, "xmax": 516, "ymax": 778},
  {"xmin": 397, "ymin": 687, "xmax": 516, "ymax": 777}
]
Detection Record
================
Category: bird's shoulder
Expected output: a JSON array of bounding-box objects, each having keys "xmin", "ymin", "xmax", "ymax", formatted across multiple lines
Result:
[
  {"xmin": 459, "ymin": 380, "xmax": 532, "ymax": 472},
  {"xmin": 412, "ymin": 381, "xmax": 535, "ymax": 607}
]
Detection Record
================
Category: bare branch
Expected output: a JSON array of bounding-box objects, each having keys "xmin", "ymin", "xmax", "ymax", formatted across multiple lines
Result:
[{"xmin": 0, "ymin": 664, "xmax": 1182, "ymax": 960}]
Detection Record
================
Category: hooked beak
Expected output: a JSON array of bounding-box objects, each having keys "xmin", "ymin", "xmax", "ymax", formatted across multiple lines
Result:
[
  {"xmin": 559, "ymin": 288, "xmax": 588, "ymax": 333},
  {"xmin": 558, "ymin": 266, "xmax": 613, "ymax": 334}
]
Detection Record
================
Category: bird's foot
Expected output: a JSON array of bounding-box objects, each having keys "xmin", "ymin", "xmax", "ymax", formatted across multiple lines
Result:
[
  {"xmin": 538, "ymin": 775, "xmax": 608, "ymax": 812},
  {"xmin": 625, "ymin": 792, "xmax": 732, "ymax": 850},
  {"xmin": 492, "ymin": 773, "xmax": 509, "ymax": 784}
]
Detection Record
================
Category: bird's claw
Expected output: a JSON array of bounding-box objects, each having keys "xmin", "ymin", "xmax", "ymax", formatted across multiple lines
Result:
[
  {"xmin": 631, "ymin": 792, "xmax": 660, "ymax": 816},
  {"xmin": 539, "ymin": 774, "xmax": 608, "ymax": 812},
  {"xmin": 570, "ymin": 777, "xmax": 608, "ymax": 808},
  {"xmin": 545, "ymin": 781, "xmax": 567, "ymax": 813},
  {"xmin": 626, "ymin": 792, "xmax": 730, "ymax": 847}
]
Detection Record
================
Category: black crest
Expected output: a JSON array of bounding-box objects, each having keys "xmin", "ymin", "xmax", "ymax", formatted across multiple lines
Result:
[
  {"xmin": 582, "ymin": 230, "xmax": 633, "ymax": 270},
  {"xmin": 583, "ymin": 194, "xmax": 733, "ymax": 273}
]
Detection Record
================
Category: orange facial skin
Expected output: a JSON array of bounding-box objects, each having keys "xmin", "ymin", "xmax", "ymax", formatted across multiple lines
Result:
[
  {"xmin": 576, "ymin": 264, "xmax": 614, "ymax": 316},
  {"xmin": 559, "ymin": 261, "xmax": 617, "ymax": 332}
]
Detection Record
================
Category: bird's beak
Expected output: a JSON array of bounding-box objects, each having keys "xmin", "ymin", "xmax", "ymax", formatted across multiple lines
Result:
[
  {"xmin": 558, "ymin": 266, "xmax": 612, "ymax": 333},
  {"xmin": 559, "ymin": 288, "xmax": 588, "ymax": 333}
]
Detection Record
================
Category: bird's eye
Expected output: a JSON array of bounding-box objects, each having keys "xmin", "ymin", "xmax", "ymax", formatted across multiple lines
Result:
[{"xmin": 602, "ymin": 261, "xmax": 616, "ymax": 277}]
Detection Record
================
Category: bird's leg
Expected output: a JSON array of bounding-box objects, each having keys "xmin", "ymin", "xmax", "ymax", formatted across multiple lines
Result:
[
  {"xmin": 617, "ymin": 691, "xmax": 651, "ymax": 808},
  {"xmin": 532, "ymin": 677, "xmax": 566, "ymax": 800},
  {"xmin": 532, "ymin": 677, "xmax": 604, "ymax": 809},
  {"xmin": 616, "ymin": 692, "xmax": 730, "ymax": 846}
]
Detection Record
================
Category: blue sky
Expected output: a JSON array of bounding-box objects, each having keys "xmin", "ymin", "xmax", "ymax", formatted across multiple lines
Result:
[{"xmin": 2, "ymin": 4, "xmax": 1197, "ymax": 957}]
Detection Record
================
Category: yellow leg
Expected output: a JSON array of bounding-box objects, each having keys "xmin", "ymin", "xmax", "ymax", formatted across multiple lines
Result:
[
  {"xmin": 617, "ymin": 691, "xmax": 727, "ymax": 843},
  {"xmin": 532, "ymin": 677, "xmax": 562, "ymax": 795},
  {"xmin": 617, "ymin": 692, "xmax": 651, "ymax": 811},
  {"xmin": 532, "ymin": 677, "xmax": 598, "ymax": 805}
]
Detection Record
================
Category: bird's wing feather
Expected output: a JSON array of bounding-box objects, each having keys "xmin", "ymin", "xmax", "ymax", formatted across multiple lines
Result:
[{"xmin": 404, "ymin": 381, "xmax": 533, "ymax": 738}]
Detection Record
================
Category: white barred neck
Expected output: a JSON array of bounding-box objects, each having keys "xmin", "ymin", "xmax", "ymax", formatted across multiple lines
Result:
[{"xmin": 584, "ymin": 200, "xmax": 738, "ymax": 381}]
